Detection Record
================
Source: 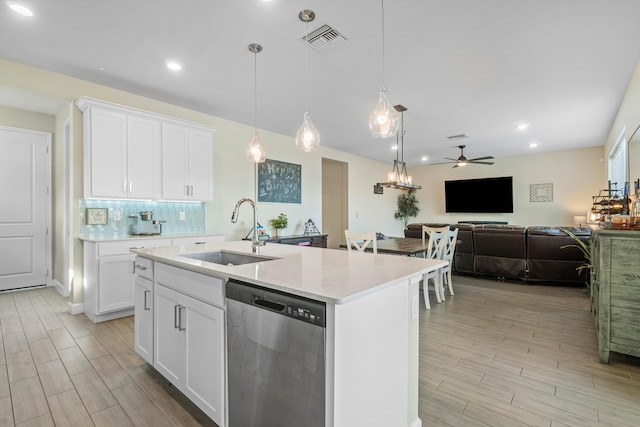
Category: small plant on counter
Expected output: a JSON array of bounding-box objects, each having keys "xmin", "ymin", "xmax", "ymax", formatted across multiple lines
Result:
[{"xmin": 270, "ymin": 213, "xmax": 288, "ymax": 237}]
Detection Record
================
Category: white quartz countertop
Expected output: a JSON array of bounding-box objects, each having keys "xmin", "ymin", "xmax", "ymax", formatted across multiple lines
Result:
[
  {"xmin": 79, "ymin": 233, "xmax": 222, "ymax": 243},
  {"xmin": 132, "ymin": 240, "xmax": 447, "ymax": 304}
]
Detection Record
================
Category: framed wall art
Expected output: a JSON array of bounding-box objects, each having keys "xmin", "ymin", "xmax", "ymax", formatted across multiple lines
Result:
[{"xmin": 258, "ymin": 159, "xmax": 302, "ymax": 204}]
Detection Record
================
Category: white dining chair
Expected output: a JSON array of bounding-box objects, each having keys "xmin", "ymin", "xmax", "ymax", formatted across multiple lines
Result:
[
  {"xmin": 421, "ymin": 230, "xmax": 445, "ymax": 309},
  {"xmin": 344, "ymin": 230, "xmax": 377, "ymax": 254},
  {"xmin": 439, "ymin": 228, "xmax": 459, "ymax": 301},
  {"xmin": 421, "ymin": 225, "xmax": 449, "ymax": 245}
]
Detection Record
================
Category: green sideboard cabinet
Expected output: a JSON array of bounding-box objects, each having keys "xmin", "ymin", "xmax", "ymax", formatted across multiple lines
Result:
[{"xmin": 591, "ymin": 229, "xmax": 640, "ymax": 363}]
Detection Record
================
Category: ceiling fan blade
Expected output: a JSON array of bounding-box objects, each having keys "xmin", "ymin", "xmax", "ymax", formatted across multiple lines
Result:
[
  {"xmin": 468, "ymin": 156, "xmax": 494, "ymax": 162},
  {"xmin": 452, "ymin": 164, "xmax": 459, "ymax": 169},
  {"xmin": 469, "ymin": 161, "xmax": 495, "ymax": 165},
  {"xmin": 444, "ymin": 157, "xmax": 458, "ymax": 161}
]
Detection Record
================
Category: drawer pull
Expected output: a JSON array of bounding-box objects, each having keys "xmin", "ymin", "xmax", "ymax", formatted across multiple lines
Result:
[
  {"xmin": 135, "ymin": 264, "xmax": 147, "ymax": 271},
  {"xmin": 194, "ymin": 241, "xmax": 206, "ymax": 245},
  {"xmin": 174, "ymin": 305, "xmax": 181, "ymax": 329},
  {"xmin": 130, "ymin": 246, "xmax": 144, "ymax": 250}
]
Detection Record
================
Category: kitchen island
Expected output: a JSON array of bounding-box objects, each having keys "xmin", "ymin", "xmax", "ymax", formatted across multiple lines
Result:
[{"xmin": 132, "ymin": 241, "xmax": 446, "ymax": 427}]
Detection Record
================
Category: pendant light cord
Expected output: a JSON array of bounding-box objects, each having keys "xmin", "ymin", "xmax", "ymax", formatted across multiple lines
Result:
[
  {"xmin": 305, "ymin": 20, "xmax": 310, "ymax": 113},
  {"xmin": 254, "ymin": 50, "xmax": 258, "ymax": 128},
  {"xmin": 381, "ymin": 0, "xmax": 386, "ymax": 87}
]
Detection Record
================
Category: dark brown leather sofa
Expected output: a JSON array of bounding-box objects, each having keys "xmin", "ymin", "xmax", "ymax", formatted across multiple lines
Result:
[
  {"xmin": 527, "ymin": 226, "xmax": 591, "ymax": 284},
  {"xmin": 404, "ymin": 222, "xmax": 591, "ymax": 285},
  {"xmin": 473, "ymin": 224, "xmax": 527, "ymax": 280}
]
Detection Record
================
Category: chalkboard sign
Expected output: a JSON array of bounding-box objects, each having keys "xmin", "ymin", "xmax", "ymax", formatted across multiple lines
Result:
[{"xmin": 258, "ymin": 159, "xmax": 302, "ymax": 204}]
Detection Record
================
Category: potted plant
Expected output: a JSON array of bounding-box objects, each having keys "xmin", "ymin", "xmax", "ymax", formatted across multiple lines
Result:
[
  {"xmin": 270, "ymin": 213, "xmax": 288, "ymax": 237},
  {"xmin": 394, "ymin": 188, "xmax": 420, "ymax": 230},
  {"xmin": 561, "ymin": 228, "xmax": 591, "ymax": 288}
]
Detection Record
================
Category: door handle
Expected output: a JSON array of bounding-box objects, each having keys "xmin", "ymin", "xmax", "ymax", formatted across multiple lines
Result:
[
  {"xmin": 129, "ymin": 180, "xmax": 133, "ymax": 193},
  {"xmin": 178, "ymin": 306, "xmax": 186, "ymax": 331},
  {"xmin": 174, "ymin": 304, "xmax": 181, "ymax": 329},
  {"xmin": 144, "ymin": 290, "xmax": 150, "ymax": 310}
]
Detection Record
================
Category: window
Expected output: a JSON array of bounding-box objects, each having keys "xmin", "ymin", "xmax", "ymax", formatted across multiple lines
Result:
[{"xmin": 609, "ymin": 128, "xmax": 628, "ymax": 194}]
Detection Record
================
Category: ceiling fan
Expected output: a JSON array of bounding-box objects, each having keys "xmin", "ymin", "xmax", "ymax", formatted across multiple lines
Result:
[{"xmin": 444, "ymin": 145, "xmax": 495, "ymax": 168}]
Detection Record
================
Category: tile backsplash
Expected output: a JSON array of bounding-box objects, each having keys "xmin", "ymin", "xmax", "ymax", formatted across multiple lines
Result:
[{"xmin": 79, "ymin": 199, "xmax": 206, "ymax": 239}]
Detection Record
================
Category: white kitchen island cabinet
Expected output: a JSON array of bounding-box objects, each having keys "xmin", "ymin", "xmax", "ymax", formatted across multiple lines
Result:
[
  {"xmin": 161, "ymin": 123, "xmax": 214, "ymax": 202},
  {"xmin": 153, "ymin": 264, "xmax": 225, "ymax": 426},
  {"xmin": 133, "ymin": 241, "xmax": 446, "ymax": 427},
  {"xmin": 134, "ymin": 274, "xmax": 154, "ymax": 364}
]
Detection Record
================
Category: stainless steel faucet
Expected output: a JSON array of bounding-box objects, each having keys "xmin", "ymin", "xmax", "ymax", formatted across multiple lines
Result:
[{"xmin": 231, "ymin": 198, "xmax": 265, "ymax": 253}]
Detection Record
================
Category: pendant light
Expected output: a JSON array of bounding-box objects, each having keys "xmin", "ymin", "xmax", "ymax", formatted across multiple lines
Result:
[
  {"xmin": 377, "ymin": 105, "xmax": 421, "ymax": 190},
  {"xmin": 295, "ymin": 9, "xmax": 320, "ymax": 152},
  {"xmin": 246, "ymin": 43, "xmax": 267, "ymax": 163},
  {"xmin": 368, "ymin": 0, "xmax": 399, "ymax": 138}
]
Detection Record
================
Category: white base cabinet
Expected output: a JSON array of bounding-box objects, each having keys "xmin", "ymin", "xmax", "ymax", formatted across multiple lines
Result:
[
  {"xmin": 150, "ymin": 264, "xmax": 226, "ymax": 426},
  {"xmin": 134, "ymin": 275, "xmax": 154, "ymax": 364},
  {"xmin": 82, "ymin": 235, "xmax": 223, "ymax": 323}
]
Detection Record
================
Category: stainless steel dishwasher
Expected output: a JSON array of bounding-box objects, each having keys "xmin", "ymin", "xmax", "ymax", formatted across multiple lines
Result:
[{"xmin": 226, "ymin": 279, "xmax": 326, "ymax": 427}]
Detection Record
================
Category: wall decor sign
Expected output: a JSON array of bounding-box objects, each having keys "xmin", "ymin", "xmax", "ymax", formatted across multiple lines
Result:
[
  {"xmin": 86, "ymin": 208, "xmax": 108, "ymax": 225},
  {"xmin": 258, "ymin": 159, "xmax": 302, "ymax": 204},
  {"xmin": 530, "ymin": 183, "xmax": 553, "ymax": 202}
]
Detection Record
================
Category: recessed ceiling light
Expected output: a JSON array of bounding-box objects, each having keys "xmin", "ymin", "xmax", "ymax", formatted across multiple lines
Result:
[
  {"xmin": 166, "ymin": 61, "xmax": 182, "ymax": 71},
  {"xmin": 529, "ymin": 142, "xmax": 538, "ymax": 148},
  {"xmin": 421, "ymin": 156, "xmax": 428, "ymax": 161},
  {"xmin": 8, "ymin": 3, "xmax": 34, "ymax": 17},
  {"xmin": 516, "ymin": 123, "xmax": 530, "ymax": 130}
]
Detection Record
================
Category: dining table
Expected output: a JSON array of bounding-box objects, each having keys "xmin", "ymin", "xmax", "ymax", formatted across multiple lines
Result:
[{"xmin": 341, "ymin": 237, "xmax": 430, "ymax": 256}]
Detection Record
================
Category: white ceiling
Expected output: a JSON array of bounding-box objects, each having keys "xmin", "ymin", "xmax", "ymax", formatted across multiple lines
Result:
[{"xmin": 2, "ymin": 0, "xmax": 640, "ymax": 166}]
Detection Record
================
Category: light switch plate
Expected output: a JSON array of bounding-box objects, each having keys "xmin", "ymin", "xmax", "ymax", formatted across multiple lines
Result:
[{"xmin": 179, "ymin": 212, "xmax": 186, "ymax": 221}]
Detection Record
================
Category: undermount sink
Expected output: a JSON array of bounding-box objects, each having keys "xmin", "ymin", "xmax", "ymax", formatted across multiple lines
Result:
[{"xmin": 180, "ymin": 250, "xmax": 277, "ymax": 266}]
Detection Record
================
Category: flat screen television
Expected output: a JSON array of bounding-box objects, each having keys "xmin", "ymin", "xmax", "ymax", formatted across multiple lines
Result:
[{"xmin": 445, "ymin": 176, "xmax": 513, "ymax": 213}]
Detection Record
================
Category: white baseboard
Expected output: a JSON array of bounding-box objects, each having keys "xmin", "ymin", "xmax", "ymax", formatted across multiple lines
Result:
[
  {"xmin": 409, "ymin": 417, "xmax": 422, "ymax": 427},
  {"xmin": 52, "ymin": 279, "xmax": 69, "ymax": 297},
  {"xmin": 67, "ymin": 301, "xmax": 83, "ymax": 315}
]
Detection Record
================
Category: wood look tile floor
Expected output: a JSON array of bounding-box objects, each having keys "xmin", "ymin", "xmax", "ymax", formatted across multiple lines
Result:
[{"xmin": 1, "ymin": 277, "xmax": 639, "ymax": 426}]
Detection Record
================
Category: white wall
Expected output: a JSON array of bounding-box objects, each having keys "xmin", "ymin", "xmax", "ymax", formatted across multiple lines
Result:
[
  {"xmin": 604, "ymin": 60, "xmax": 640, "ymax": 184},
  {"xmin": 407, "ymin": 146, "xmax": 605, "ymax": 227}
]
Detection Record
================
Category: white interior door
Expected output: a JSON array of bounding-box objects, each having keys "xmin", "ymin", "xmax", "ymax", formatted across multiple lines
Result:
[{"xmin": 0, "ymin": 126, "xmax": 49, "ymax": 291}]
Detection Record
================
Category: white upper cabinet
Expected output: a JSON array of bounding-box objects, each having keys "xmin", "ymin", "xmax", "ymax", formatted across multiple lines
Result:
[
  {"xmin": 162, "ymin": 123, "xmax": 214, "ymax": 202},
  {"xmin": 77, "ymin": 97, "xmax": 215, "ymax": 201}
]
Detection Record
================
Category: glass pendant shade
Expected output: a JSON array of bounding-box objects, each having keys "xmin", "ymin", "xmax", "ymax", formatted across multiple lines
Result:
[
  {"xmin": 369, "ymin": 87, "xmax": 399, "ymax": 138},
  {"xmin": 295, "ymin": 112, "xmax": 320, "ymax": 152},
  {"xmin": 246, "ymin": 128, "xmax": 267, "ymax": 163}
]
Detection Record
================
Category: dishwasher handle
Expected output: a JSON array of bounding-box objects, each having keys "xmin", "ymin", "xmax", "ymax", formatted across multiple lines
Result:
[{"xmin": 253, "ymin": 296, "xmax": 285, "ymax": 312}]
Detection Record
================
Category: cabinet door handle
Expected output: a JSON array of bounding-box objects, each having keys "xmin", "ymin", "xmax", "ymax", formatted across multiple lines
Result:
[
  {"xmin": 144, "ymin": 290, "xmax": 150, "ymax": 310},
  {"xmin": 123, "ymin": 180, "xmax": 127, "ymax": 193},
  {"xmin": 135, "ymin": 264, "xmax": 147, "ymax": 271},
  {"xmin": 174, "ymin": 304, "xmax": 181, "ymax": 329},
  {"xmin": 129, "ymin": 180, "xmax": 133, "ymax": 193},
  {"xmin": 179, "ymin": 306, "xmax": 186, "ymax": 331},
  {"xmin": 131, "ymin": 261, "xmax": 136, "ymax": 274},
  {"xmin": 185, "ymin": 185, "xmax": 189, "ymax": 196}
]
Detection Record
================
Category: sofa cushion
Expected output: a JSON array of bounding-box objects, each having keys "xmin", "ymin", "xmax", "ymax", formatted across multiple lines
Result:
[
  {"xmin": 526, "ymin": 226, "xmax": 591, "ymax": 283},
  {"xmin": 473, "ymin": 224, "xmax": 527, "ymax": 280}
]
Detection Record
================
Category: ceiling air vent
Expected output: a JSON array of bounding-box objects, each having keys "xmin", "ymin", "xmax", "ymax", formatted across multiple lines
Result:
[
  {"xmin": 302, "ymin": 24, "xmax": 347, "ymax": 51},
  {"xmin": 446, "ymin": 133, "xmax": 470, "ymax": 141}
]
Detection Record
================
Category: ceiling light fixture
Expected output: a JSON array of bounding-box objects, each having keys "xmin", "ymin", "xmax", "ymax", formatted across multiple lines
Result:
[
  {"xmin": 246, "ymin": 43, "xmax": 267, "ymax": 163},
  {"xmin": 516, "ymin": 123, "xmax": 530, "ymax": 130},
  {"xmin": 377, "ymin": 105, "xmax": 421, "ymax": 190},
  {"xmin": 369, "ymin": 0, "xmax": 399, "ymax": 139},
  {"xmin": 529, "ymin": 142, "xmax": 538, "ymax": 148},
  {"xmin": 8, "ymin": 3, "xmax": 33, "ymax": 17},
  {"xmin": 166, "ymin": 61, "xmax": 182, "ymax": 71},
  {"xmin": 295, "ymin": 9, "xmax": 320, "ymax": 152}
]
